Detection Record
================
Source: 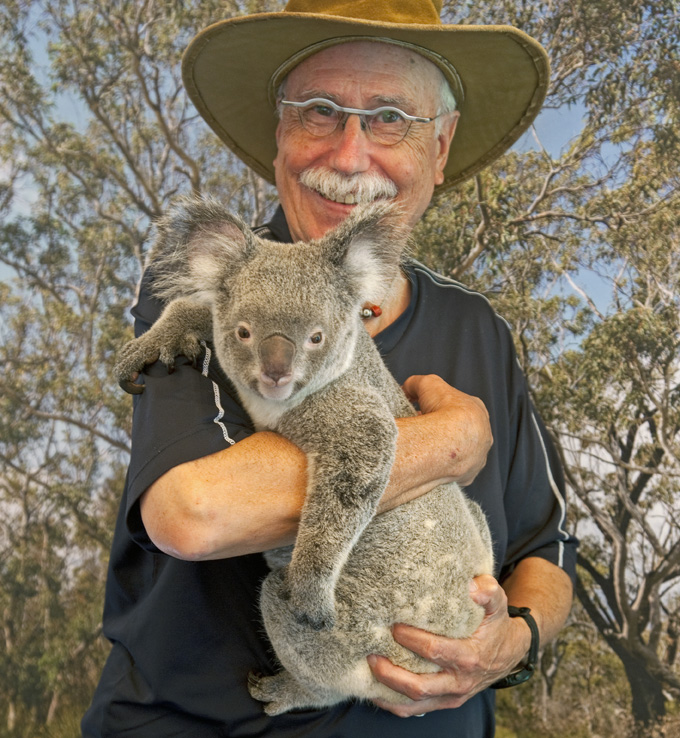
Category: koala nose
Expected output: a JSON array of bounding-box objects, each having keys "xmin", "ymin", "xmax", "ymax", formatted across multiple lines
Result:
[{"xmin": 259, "ymin": 334, "xmax": 295, "ymax": 386}]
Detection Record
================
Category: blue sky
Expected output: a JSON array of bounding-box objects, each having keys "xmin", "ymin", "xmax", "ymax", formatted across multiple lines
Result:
[{"xmin": 516, "ymin": 103, "xmax": 586, "ymax": 158}]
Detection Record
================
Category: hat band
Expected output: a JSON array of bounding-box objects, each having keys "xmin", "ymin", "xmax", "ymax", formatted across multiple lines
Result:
[{"xmin": 268, "ymin": 36, "xmax": 465, "ymax": 110}]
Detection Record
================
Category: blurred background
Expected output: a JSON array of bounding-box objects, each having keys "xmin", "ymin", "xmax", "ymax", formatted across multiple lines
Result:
[{"xmin": 0, "ymin": 1, "xmax": 678, "ymax": 736}]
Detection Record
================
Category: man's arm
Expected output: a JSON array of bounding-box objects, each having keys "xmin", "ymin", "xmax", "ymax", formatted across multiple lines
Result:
[
  {"xmin": 140, "ymin": 374, "xmax": 492, "ymax": 560},
  {"xmin": 367, "ymin": 557, "xmax": 573, "ymax": 717}
]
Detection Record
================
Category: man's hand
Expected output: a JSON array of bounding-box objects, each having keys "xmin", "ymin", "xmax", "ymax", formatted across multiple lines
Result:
[
  {"xmin": 367, "ymin": 575, "xmax": 531, "ymax": 717},
  {"xmin": 402, "ymin": 374, "xmax": 492, "ymax": 487},
  {"xmin": 379, "ymin": 375, "xmax": 493, "ymax": 514}
]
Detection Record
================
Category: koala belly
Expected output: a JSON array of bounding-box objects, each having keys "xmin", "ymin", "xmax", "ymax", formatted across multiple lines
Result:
[{"xmin": 258, "ymin": 482, "xmax": 494, "ymax": 706}]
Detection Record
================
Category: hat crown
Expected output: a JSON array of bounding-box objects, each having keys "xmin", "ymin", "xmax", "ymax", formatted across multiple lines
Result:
[{"xmin": 283, "ymin": 0, "xmax": 443, "ymax": 26}]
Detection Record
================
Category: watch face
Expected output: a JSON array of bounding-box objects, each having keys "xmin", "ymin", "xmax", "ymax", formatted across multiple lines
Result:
[{"xmin": 497, "ymin": 664, "xmax": 535, "ymax": 688}]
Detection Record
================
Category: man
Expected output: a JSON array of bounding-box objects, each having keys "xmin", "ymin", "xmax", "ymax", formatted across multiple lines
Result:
[{"xmin": 83, "ymin": 1, "xmax": 577, "ymax": 736}]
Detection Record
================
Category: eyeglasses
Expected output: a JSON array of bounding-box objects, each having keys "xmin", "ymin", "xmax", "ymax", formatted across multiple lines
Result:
[{"xmin": 279, "ymin": 97, "xmax": 437, "ymax": 146}]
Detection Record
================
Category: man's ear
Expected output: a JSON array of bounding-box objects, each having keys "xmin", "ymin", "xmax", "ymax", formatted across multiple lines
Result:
[{"xmin": 434, "ymin": 111, "xmax": 459, "ymax": 186}]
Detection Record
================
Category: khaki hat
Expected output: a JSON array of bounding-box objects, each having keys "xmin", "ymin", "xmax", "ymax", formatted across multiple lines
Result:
[{"xmin": 182, "ymin": 0, "xmax": 550, "ymax": 192}]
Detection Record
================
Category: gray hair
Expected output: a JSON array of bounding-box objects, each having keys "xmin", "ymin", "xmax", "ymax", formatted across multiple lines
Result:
[{"xmin": 434, "ymin": 68, "xmax": 458, "ymax": 134}]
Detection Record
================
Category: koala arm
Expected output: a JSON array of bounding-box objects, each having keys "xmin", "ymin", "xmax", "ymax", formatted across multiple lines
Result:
[{"xmin": 140, "ymin": 375, "xmax": 492, "ymax": 560}]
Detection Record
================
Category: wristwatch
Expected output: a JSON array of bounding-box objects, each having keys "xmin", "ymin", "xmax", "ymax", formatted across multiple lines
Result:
[{"xmin": 490, "ymin": 606, "xmax": 539, "ymax": 689}]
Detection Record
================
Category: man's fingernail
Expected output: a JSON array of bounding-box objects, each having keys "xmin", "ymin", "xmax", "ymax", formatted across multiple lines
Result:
[
  {"xmin": 469, "ymin": 579, "xmax": 479, "ymax": 592},
  {"xmin": 367, "ymin": 654, "xmax": 377, "ymax": 667}
]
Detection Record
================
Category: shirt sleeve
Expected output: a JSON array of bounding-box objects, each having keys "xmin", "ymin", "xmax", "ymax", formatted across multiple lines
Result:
[
  {"xmin": 124, "ymin": 269, "xmax": 255, "ymax": 552},
  {"xmin": 498, "ymin": 333, "xmax": 578, "ymax": 584}
]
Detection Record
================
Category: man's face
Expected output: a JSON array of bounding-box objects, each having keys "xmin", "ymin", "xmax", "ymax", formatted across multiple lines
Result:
[{"xmin": 273, "ymin": 41, "xmax": 459, "ymax": 242}]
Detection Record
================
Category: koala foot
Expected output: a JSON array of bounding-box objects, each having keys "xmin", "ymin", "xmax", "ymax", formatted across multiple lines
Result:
[{"xmin": 248, "ymin": 670, "xmax": 331, "ymax": 716}]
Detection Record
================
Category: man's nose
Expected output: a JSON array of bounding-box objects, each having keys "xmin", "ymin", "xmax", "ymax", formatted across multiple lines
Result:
[{"xmin": 327, "ymin": 114, "xmax": 372, "ymax": 175}]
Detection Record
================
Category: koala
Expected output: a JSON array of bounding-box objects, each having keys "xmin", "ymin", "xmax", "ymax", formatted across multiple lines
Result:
[{"xmin": 115, "ymin": 195, "xmax": 494, "ymax": 716}]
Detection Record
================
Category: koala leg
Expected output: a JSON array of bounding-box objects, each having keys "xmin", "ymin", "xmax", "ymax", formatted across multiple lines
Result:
[
  {"xmin": 115, "ymin": 299, "xmax": 212, "ymax": 394},
  {"xmin": 247, "ymin": 669, "xmax": 338, "ymax": 716},
  {"xmin": 280, "ymin": 393, "xmax": 398, "ymax": 630}
]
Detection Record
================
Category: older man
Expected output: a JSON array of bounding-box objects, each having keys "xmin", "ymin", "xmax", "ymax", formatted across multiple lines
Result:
[{"xmin": 83, "ymin": 1, "xmax": 576, "ymax": 736}]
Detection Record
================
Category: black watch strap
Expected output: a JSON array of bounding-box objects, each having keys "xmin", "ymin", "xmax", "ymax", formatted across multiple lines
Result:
[{"xmin": 490, "ymin": 606, "xmax": 539, "ymax": 689}]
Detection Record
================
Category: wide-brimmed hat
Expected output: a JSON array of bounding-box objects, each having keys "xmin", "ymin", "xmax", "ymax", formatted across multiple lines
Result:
[{"xmin": 182, "ymin": 0, "xmax": 550, "ymax": 193}]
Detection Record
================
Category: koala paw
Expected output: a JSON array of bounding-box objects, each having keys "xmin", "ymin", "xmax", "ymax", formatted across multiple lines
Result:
[
  {"xmin": 247, "ymin": 672, "xmax": 288, "ymax": 715},
  {"xmin": 248, "ymin": 670, "xmax": 320, "ymax": 716},
  {"xmin": 115, "ymin": 331, "xmax": 204, "ymax": 395},
  {"xmin": 114, "ymin": 336, "xmax": 160, "ymax": 394}
]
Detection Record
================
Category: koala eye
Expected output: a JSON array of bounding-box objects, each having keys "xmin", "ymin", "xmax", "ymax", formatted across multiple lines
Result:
[
  {"xmin": 308, "ymin": 331, "xmax": 324, "ymax": 346},
  {"xmin": 236, "ymin": 325, "xmax": 251, "ymax": 341}
]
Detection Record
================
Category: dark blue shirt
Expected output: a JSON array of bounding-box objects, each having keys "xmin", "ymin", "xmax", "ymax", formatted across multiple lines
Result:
[{"xmin": 82, "ymin": 207, "xmax": 576, "ymax": 737}]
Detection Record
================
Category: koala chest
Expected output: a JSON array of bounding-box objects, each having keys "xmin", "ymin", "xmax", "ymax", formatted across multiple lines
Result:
[{"xmin": 239, "ymin": 391, "xmax": 292, "ymax": 431}]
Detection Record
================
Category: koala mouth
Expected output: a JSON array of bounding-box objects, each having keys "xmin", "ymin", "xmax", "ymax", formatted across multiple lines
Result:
[{"xmin": 255, "ymin": 377, "xmax": 297, "ymax": 401}]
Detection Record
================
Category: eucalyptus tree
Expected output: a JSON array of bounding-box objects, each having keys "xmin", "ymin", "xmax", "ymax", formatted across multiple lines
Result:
[
  {"xmin": 415, "ymin": 0, "xmax": 680, "ymax": 730},
  {"xmin": 0, "ymin": 1, "xmax": 278, "ymax": 733}
]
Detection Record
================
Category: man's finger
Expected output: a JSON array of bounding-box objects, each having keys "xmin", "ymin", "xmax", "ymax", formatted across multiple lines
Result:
[
  {"xmin": 367, "ymin": 654, "xmax": 452, "ymax": 702},
  {"xmin": 390, "ymin": 623, "xmax": 482, "ymax": 672},
  {"xmin": 469, "ymin": 574, "xmax": 506, "ymax": 614}
]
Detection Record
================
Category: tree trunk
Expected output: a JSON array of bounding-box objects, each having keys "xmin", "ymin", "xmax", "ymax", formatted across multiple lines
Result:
[
  {"xmin": 7, "ymin": 700, "xmax": 16, "ymax": 732},
  {"xmin": 46, "ymin": 688, "xmax": 60, "ymax": 724},
  {"xmin": 615, "ymin": 646, "xmax": 666, "ymax": 730}
]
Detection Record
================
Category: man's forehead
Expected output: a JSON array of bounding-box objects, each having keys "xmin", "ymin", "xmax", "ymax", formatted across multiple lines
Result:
[{"xmin": 284, "ymin": 40, "xmax": 442, "ymax": 103}]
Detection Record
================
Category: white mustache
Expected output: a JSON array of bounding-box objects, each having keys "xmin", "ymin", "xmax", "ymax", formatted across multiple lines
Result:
[{"xmin": 299, "ymin": 168, "xmax": 398, "ymax": 205}]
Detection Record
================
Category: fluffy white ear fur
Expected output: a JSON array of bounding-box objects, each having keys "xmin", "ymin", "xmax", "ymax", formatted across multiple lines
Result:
[
  {"xmin": 150, "ymin": 197, "xmax": 255, "ymax": 305},
  {"xmin": 187, "ymin": 223, "xmax": 250, "ymax": 300},
  {"xmin": 343, "ymin": 235, "xmax": 400, "ymax": 305},
  {"xmin": 336, "ymin": 203, "xmax": 408, "ymax": 304}
]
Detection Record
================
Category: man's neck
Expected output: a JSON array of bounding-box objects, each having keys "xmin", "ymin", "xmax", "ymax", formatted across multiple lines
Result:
[{"xmin": 362, "ymin": 271, "xmax": 411, "ymax": 338}]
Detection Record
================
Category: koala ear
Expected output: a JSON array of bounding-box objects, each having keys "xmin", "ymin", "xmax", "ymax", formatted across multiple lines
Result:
[
  {"xmin": 324, "ymin": 202, "xmax": 409, "ymax": 304},
  {"xmin": 150, "ymin": 196, "xmax": 255, "ymax": 303}
]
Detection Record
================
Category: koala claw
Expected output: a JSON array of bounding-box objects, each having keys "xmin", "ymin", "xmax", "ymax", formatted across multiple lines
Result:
[{"xmin": 119, "ymin": 377, "xmax": 145, "ymax": 395}]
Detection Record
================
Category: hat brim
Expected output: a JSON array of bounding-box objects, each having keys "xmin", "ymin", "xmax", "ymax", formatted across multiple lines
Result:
[{"xmin": 182, "ymin": 13, "xmax": 550, "ymax": 192}]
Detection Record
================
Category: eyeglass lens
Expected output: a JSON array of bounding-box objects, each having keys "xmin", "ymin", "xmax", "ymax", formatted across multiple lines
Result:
[{"xmin": 297, "ymin": 102, "xmax": 411, "ymax": 145}]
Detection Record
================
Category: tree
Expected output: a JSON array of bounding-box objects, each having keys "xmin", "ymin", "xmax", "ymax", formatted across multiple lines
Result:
[
  {"xmin": 418, "ymin": 0, "xmax": 680, "ymax": 731},
  {"xmin": 0, "ymin": 2, "xmax": 280, "ymax": 733}
]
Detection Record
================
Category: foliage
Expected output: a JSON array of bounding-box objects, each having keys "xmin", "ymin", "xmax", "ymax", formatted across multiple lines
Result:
[
  {"xmin": 0, "ymin": 0, "xmax": 678, "ymax": 734},
  {"xmin": 0, "ymin": 1, "xmax": 279, "ymax": 733},
  {"xmin": 417, "ymin": 0, "xmax": 680, "ymax": 731}
]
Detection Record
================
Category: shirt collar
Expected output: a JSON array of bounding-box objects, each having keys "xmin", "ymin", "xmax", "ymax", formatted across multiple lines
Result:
[{"xmin": 265, "ymin": 205, "xmax": 293, "ymax": 243}]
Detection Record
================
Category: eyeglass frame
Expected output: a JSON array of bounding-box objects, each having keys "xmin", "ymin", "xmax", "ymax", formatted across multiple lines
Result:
[{"xmin": 279, "ymin": 97, "xmax": 439, "ymax": 146}]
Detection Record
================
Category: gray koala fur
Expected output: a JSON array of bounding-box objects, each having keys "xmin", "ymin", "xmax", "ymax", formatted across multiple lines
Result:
[{"xmin": 115, "ymin": 195, "xmax": 494, "ymax": 716}]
